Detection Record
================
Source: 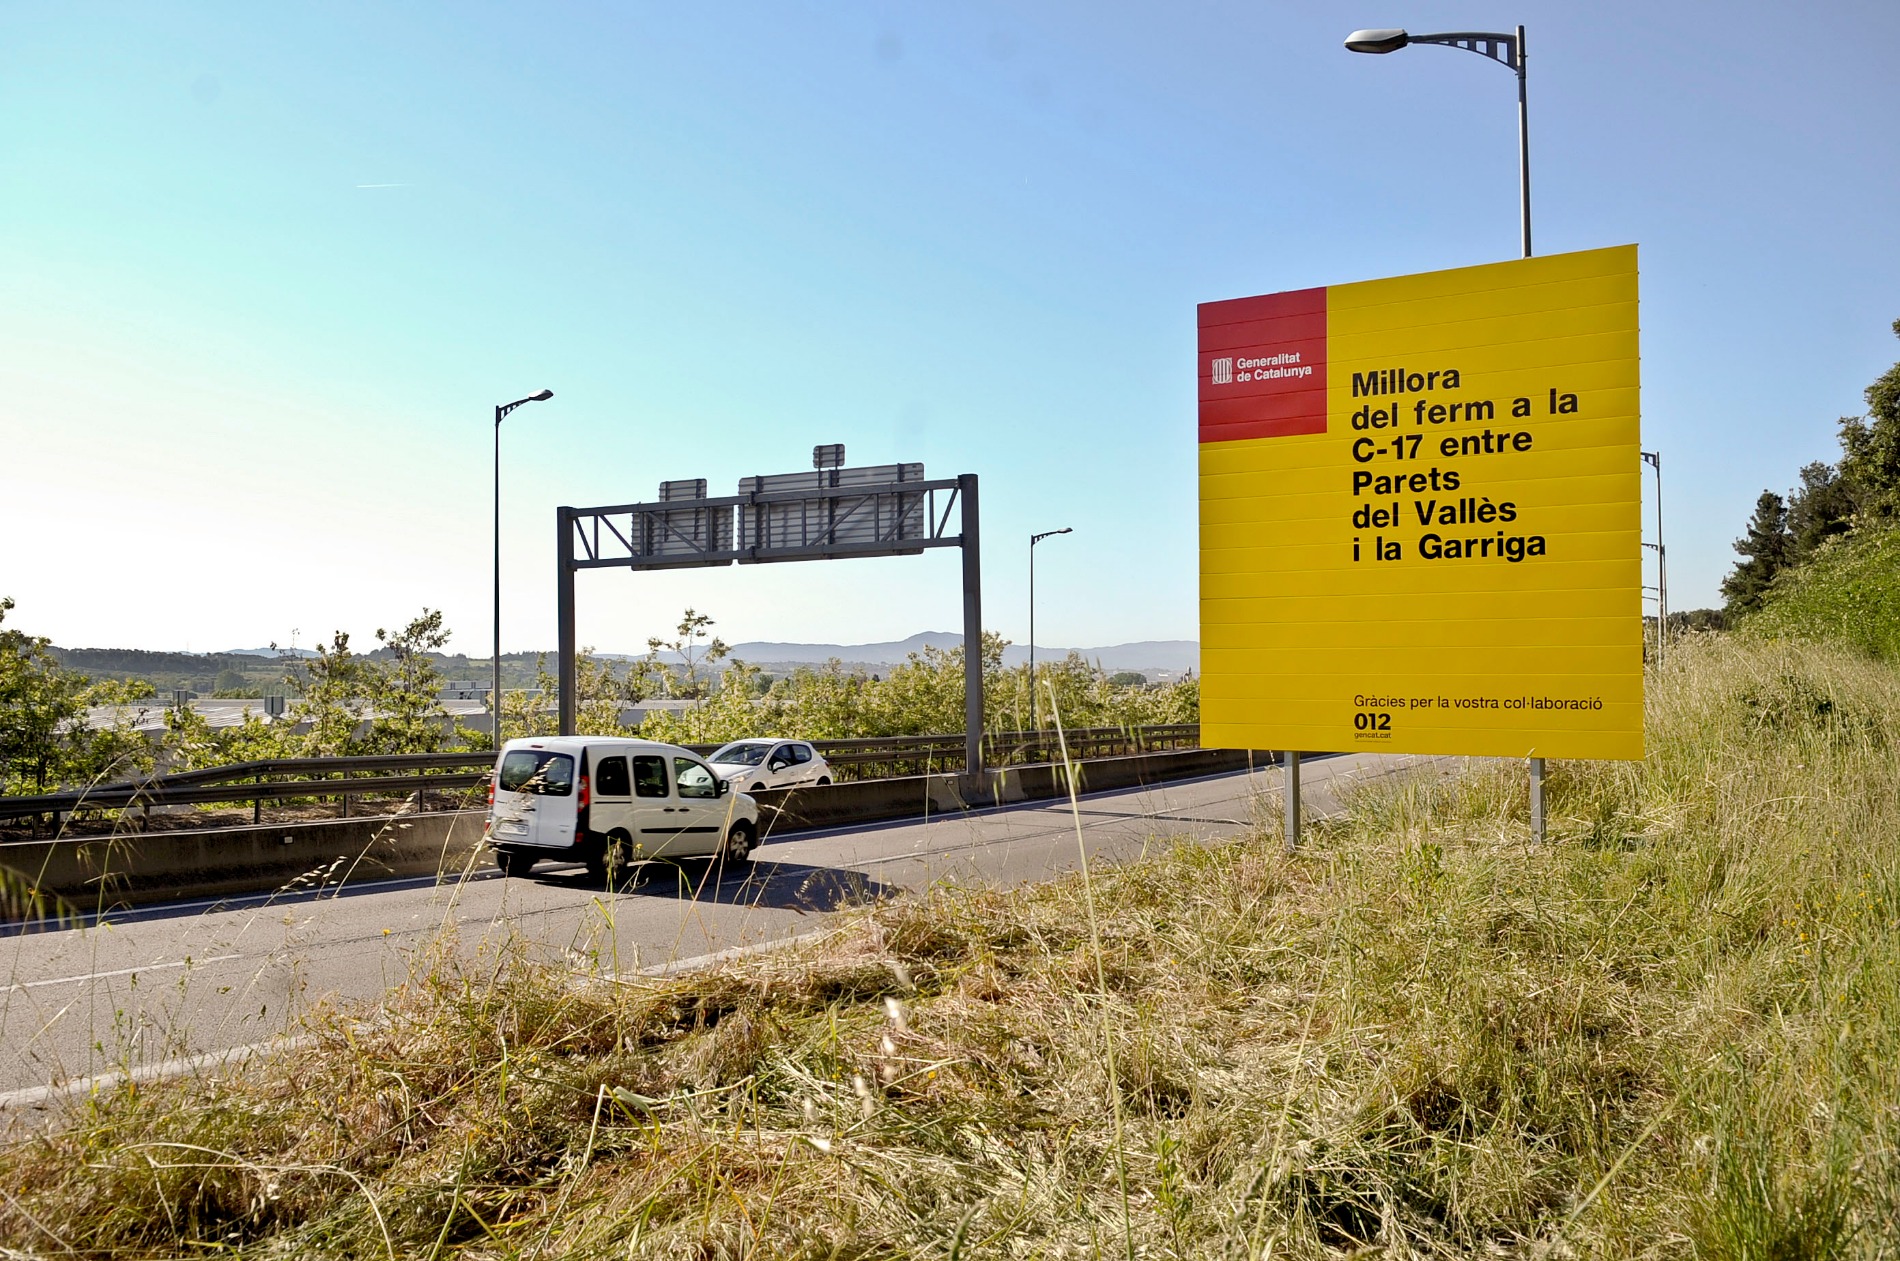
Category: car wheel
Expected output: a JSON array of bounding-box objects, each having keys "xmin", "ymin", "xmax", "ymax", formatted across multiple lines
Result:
[
  {"xmin": 816, "ymin": 776, "xmax": 832, "ymax": 786},
  {"xmin": 497, "ymin": 850, "xmax": 535, "ymax": 878},
  {"xmin": 601, "ymin": 830, "xmax": 638, "ymax": 886},
  {"xmin": 751, "ymin": 782, "xmax": 766, "ymax": 792},
  {"xmin": 722, "ymin": 819, "xmax": 756, "ymax": 867}
]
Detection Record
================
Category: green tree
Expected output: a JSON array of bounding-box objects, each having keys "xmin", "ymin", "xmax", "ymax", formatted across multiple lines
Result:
[
  {"xmin": 768, "ymin": 659, "xmax": 878, "ymax": 739},
  {"xmin": 289, "ymin": 609, "xmax": 470, "ymax": 756},
  {"xmin": 294, "ymin": 630, "xmax": 373, "ymax": 757},
  {"xmin": 861, "ymin": 634, "xmax": 1007, "ymax": 736},
  {"xmin": 644, "ymin": 608, "xmax": 730, "ymax": 699},
  {"xmin": 537, "ymin": 610, "xmax": 1200, "ymax": 749},
  {"xmin": 160, "ymin": 705, "xmax": 297, "ymax": 772},
  {"xmin": 359, "ymin": 610, "xmax": 462, "ymax": 754},
  {"xmin": 56, "ymin": 677, "xmax": 155, "ymax": 788},
  {"xmin": 635, "ymin": 658, "xmax": 779, "ymax": 746},
  {"xmin": 1009, "ymin": 652, "xmax": 1200, "ymax": 732},
  {"xmin": 0, "ymin": 598, "xmax": 90, "ymax": 793},
  {"xmin": 1785, "ymin": 460, "xmax": 1855, "ymax": 564},
  {"xmin": 509, "ymin": 648, "xmax": 658, "ymax": 739},
  {"xmin": 1837, "ymin": 318, "xmax": 1900, "ymax": 516},
  {"xmin": 1722, "ymin": 491, "xmax": 1792, "ymax": 615},
  {"xmin": 635, "ymin": 628, "xmax": 1201, "ymax": 747},
  {"xmin": 0, "ymin": 598, "xmax": 154, "ymax": 794}
]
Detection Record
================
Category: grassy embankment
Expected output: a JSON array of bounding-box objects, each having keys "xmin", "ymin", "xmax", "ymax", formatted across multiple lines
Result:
[
  {"xmin": 4, "ymin": 633, "xmax": 1900, "ymax": 1257},
  {"xmin": 1749, "ymin": 521, "xmax": 1900, "ymax": 660}
]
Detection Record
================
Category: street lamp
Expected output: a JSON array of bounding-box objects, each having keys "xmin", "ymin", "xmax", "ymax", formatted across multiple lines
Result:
[
  {"xmin": 1345, "ymin": 25, "xmax": 1532, "ymax": 259},
  {"xmin": 1642, "ymin": 450, "xmax": 1667, "ymax": 662},
  {"xmin": 1027, "ymin": 527, "xmax": 1072, "ymax": 738},
  {"xmin": 494, "ymin": 389, "xmax": 553, "ymax": 748},
  {"xmin": 1346, "ymin": 22, "xmax": 1539, "ymax": 843}
]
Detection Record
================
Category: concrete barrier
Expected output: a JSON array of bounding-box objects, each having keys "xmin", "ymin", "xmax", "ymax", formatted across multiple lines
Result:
[
  {"xmin": 0, "ymin": 809, "xmax": 491, "ymax": 919},
  {"xmin": 0, "ymin": 748, "xmax": 1279, "ymax": 918},
  {"xmin": 751, "ymin": 747, "xmax": 1279, "ymax": 835}
]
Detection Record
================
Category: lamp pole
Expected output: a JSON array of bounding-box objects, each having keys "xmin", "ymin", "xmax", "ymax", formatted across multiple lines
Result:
[
  {"xmin": 1642, "ymin": 450, "xmax": 1666, "ymax": 662},
  {"xmin": 1345, "ymin": 25, "xmax": 1531, "ymax": 259},
  {"xmin": 1345, "ymin": 24, "xmax": 1542, "ymax": 839},
  {"xmin": 494, "ymin": 389, "xmax": 553, "ymax": 749},
  {"xmin": 1027, "ymin": 527, "xmax": 1072, "ymax": 738}
]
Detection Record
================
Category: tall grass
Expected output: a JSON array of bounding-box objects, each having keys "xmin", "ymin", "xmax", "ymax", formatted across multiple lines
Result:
[{"xmin": 4, "ymin": 633, "xmax": 1900, "ymax": 1257}]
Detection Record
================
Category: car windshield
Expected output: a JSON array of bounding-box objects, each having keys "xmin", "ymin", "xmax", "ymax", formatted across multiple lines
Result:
[
  {"xmin": 498, "ymin": 750, "xmax": 575, "ymax": 796},
  {"xmin": 710, "ymin": 741, "xmax": 773, "ymax": 767}
]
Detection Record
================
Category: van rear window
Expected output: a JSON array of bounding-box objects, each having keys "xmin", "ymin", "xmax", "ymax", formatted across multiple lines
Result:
[{"xmin": 498, "ymin": 750, "xmax": 575, "ymax": 796}]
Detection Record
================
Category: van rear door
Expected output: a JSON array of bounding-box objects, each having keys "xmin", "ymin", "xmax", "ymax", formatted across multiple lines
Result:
[
  {"xmin": 589, "ymin": 752, "xmax": 632, "ymax": 843},
  {"xmin": 492, "ymin": 748, "xmax": 579, "ymax": 849}
]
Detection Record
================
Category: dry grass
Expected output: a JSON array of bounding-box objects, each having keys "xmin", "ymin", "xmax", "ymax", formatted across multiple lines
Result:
[{"xmin": 4, "ymin": 633, "xmax": 1900, "ymax": 1258}]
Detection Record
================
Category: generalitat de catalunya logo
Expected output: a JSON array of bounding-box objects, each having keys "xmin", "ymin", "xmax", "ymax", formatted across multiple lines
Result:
[{"xmin": 1210, "ymin": 357, "xmax": 1234, "ymax": 385}]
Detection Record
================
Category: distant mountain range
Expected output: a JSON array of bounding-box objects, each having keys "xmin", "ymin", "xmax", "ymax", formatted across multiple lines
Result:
[
  {"xmin": 724, "ymin": 632, "xmax": 1198, "ymax": 673},
  {"xmin": 56, "ymin": 635, "xmax": 1198, "ymax": 691}
]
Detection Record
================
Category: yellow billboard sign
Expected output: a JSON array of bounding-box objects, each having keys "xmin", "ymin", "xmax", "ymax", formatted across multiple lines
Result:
[{"xmin": 1198, "ymin": 245, "xmax": 1642, "ymax": 760}]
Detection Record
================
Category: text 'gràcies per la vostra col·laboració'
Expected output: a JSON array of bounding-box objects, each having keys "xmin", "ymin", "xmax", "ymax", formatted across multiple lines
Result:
[{"xmin": 1344, "ymin": 366, "xmax": 1581, "ymax": 565}]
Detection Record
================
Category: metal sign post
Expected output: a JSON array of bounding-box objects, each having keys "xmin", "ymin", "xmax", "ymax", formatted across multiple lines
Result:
[
  {"xmin": 552, "ymin": 449, "xmax": 987, "ymax": 781},
  {"xmin": 1283, "ymin": 751, "xmax": 1301, "ymax": 851},
  {"xmin": 958, "ymin": 474, "xmax": 983, "ymax": 783},
  {"xmin": 1643, "ymin": 449, "xmax": 1667, "ymax": 664},
  {"xmin": 1530, "ymin": 756, "xmax": 1546, "ymax": 842}
]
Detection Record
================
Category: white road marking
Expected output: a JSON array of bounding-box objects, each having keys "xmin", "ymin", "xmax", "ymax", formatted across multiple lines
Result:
[
  {"xmin": 0, "ymin": 1035, "xmax": 316, "ymax": 1115},
  {"xmin": 3, "ymin": 954, "xmax": 242, "ymax": 994},
  {"xmin": 0, "ymin": 934, "xmax": 834, "ymax": 1118}
]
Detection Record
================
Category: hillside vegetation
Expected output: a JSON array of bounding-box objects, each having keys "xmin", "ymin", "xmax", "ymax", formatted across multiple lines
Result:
[
  {"xmin": 1725, "ymin": 314, "xmax": 1900, "ymax": 628},
  {"xmin": 5, "ymin": 632, "xmax": 1899, "ymax": 1256},
  {"xmin": 1749, "ymin": 521, "xmax": 1900, "ymax": 659},
  {"xmin": 3, "ymin": 600, "xmax": 1197, "ymax": 796}
]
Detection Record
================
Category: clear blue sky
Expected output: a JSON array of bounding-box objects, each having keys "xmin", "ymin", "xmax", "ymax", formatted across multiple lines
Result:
[{"xmin": 3, "ymin": 2, "xmax": 1896, "ymax": 657}]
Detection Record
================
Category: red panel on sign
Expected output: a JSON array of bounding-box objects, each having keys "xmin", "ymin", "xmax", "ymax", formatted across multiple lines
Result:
[{"xmin": 1197, "ymin": 286, "xmax": 1327, "ymax": 443}]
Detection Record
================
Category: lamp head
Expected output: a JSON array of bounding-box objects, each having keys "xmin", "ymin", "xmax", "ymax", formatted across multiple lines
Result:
[
  {"xmin": 528, "ymin": 389, "xmax": 553, "ymax": 402},
  {"xmin": 1344, "ymin": 28, "xmax": 1410, "ymax": 53}
]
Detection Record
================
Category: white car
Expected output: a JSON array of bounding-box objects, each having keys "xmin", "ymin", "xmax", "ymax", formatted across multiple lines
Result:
[
  {"xmin": 707, "ymin": 738, "xmax": 833, "ymax": 793},
  {"xmin": 487, "ymin": 736, "xmax": 761, "ymax": 881}
]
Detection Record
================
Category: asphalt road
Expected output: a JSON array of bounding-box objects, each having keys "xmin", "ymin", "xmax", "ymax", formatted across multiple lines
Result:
[{"xmin": 0, "ymin": 752, "xmax": 1433, "ymax": 1111}]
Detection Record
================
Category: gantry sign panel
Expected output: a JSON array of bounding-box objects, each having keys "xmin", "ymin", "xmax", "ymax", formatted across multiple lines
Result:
[
  {"xmin": 1199, "ymin": 245, "xmax": 1643, "ymax": 760},
  {"xmin": 556, "ymin": 456, "xmax": 984, "ymax": 765},
  {"xmin": 737, "ymin": 464, "xmax": 928, "ymax": 561},
  {"xmin": 568, "ymin": 465, "xmax": 955, "ymax": 572}
]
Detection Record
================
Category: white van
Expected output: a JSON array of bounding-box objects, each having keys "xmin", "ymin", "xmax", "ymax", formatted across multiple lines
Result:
[{"xmin": 485, "ymin": 736, "xmax": 762, "ymax": 880}]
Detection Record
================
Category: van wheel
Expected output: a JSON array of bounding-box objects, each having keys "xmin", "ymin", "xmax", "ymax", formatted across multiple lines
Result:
[
  {"xmin": 816, "ymin": 776, "xmax": 832, "ymax": 786},
  {"xmin": 598, "ymin": 830, "xmax": 637, "ymax": 887},
  {"xmin": 722, "ymin": 820, "xmax": 756, "ymax": 867},
  {"xmin": 497, "ymin": 851, "xmax": 535, "ymax": 878}
]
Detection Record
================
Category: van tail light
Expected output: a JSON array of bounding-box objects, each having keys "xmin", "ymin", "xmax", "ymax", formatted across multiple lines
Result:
[
  {"xmin": 577, "ymin": 774, "xmax": 591, "ymax": 811},
  {"xmin": 487, "ymin": 776, "xmax": 496, "ymax": 807}
]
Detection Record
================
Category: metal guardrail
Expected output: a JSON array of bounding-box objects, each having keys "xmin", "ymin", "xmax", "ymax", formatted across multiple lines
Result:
[
  {"xmin": 0, "ymin": 726, "xmax": 1201, "ymax": 827},
  {"xmin": 130, "ymin": 751, "xmax": 496, "ymax": 789},
  {"xmin": 0, "ymin": 752, "xmax": 499, "ymax": 827},
  {"xmin": 804, "ymin": 724, "xmax": 1200, "ymax": 781}
]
